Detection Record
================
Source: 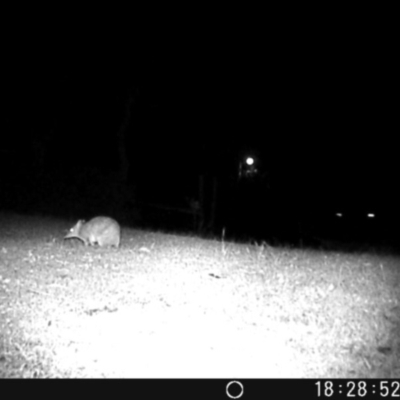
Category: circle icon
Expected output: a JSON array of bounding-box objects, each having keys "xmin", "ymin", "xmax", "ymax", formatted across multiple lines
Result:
[{"xmin": 226, "ymin": 381, "xmax": 244, "ymax": 399}]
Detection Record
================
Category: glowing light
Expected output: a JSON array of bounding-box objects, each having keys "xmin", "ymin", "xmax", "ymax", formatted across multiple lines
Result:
[
  {"xmin": 335, "ymin": 213, "xmax": 343, "ymax": 218},
  {"xmin": 245, "ymin": 157, "xmax": 254, "ymax": 166},
  {"xmin": 367, "ymin": 213, "xmax": 375, "ymax": 218}
]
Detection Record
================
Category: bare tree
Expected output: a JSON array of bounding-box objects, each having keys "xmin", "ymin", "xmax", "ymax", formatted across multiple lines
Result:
[{"xmin": 112, "ymin": 87, "xmax": 139, "ymax": 217}]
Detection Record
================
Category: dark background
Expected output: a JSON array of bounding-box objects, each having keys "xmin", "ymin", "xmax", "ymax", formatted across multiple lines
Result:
[{"xmin": 1, "ymin": 23, "xmax": 398, "ymax": 248}]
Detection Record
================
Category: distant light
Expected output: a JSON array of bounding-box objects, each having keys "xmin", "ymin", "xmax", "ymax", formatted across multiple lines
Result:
[
  {"xmin": 245, "ymin": 157, "xmax": 254, "ymax": 166},
  {"xmin": 335, "ymin": 213, "xmax": 343, "ymax": 218},
  {"xmin": 367, "ymin": 213, "xmax": 375, "ymax": 218}
]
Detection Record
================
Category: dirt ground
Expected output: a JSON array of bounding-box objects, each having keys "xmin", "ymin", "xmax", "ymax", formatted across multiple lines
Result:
[{"xmin": 0, "ymin": 214, "xmax": 399, "ymax": 378}]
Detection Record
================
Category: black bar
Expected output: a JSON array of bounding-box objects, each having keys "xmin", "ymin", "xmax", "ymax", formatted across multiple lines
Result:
[{"xmin": 3, "ymin": 379, "xmax": 400, "ymax": 399}]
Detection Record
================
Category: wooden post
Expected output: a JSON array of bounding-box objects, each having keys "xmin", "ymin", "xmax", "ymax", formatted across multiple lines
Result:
[{"xmin": 198, "ymin": 174, "xmax": 205, "ymax": 232}]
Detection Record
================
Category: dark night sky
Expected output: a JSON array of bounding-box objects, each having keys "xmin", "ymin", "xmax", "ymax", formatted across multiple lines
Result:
[{"xmin": 2, "ymin": 30, "xmax": 398, "ymax": 217}]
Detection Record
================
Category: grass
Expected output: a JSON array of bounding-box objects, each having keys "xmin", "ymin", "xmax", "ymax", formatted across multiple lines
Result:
[{"xmin": 0, "ymin": 212, "xmax": 399, "ymax": 378}]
